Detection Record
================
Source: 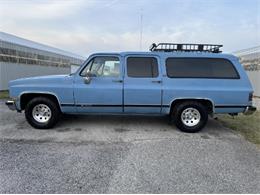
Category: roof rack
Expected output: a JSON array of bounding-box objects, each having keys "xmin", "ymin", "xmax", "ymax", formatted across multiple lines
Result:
[{"xmin": 149, "ymin": 43, "xmax": 223, "ymax": 53}]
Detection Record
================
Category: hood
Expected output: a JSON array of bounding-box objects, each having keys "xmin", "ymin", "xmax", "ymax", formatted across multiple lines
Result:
[{"xmin": 9, "ymin": 74, "xmax": 70, "ymax": 87}]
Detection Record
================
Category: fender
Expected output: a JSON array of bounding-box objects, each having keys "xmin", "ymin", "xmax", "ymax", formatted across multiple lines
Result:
[
  {"xmin": 168, "ymin": 97, "xmax": 215, "ymax": 114},
  {"xmin": 18, "ymin": 91, "xmax": 61, "ymax": 111}
]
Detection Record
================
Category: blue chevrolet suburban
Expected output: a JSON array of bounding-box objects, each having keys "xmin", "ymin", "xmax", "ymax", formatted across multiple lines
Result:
[{"xmin": 6, "ymin": 43, "xmax": 256, "ymax": 132}]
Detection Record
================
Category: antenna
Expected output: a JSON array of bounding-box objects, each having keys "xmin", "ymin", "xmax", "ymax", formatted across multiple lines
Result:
[{"xmin": 139, "ymin": 8, "xmax": 143, "ymax": 50}]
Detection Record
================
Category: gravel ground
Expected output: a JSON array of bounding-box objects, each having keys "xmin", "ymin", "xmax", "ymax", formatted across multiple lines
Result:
[{"xmin": 0, "ymin": 100, "xmax": 259, "ymax": 193}]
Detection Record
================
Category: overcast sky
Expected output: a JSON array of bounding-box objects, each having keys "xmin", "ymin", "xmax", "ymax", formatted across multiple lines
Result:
[{"xmin": 0, "ymin": 0, "xmax": 259, "ymax": 57}]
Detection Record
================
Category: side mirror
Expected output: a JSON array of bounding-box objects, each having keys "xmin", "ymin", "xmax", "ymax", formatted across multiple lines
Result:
[
  {"xmin": 84, "ymin": 76, "xmax": 91, "ymax": 84},
  {"xmin": 83, "ymin": 71, "xmax": 92, "ymax": 84}
]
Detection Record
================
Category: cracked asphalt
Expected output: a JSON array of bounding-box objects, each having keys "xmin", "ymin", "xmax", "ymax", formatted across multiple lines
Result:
[{"xmin": 0, "ymin": 100, "xmax": 259, "ymax": 193}]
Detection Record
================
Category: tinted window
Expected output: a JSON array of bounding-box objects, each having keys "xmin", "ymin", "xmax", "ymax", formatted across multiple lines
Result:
[
  {"xmin": 166, "ymin": 58, "xmax": 239, "ymax": 79},
  {"xmin": 127, "ymin": 57, "xmax": 158, "ymax": 78}
]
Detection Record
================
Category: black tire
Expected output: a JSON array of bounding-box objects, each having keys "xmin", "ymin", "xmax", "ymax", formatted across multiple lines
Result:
[
  {"xmin": 25, "ymin": 97, "xmax": 60, "ymax": 129},
  {"xmin": 171, "ymin": 101, "xmax": 208, "ymax": 133}
]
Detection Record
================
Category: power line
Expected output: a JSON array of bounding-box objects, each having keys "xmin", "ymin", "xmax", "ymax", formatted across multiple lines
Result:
[{"xmin": 233, "ymin": 45, "xmax": 260, "ymax": 56}]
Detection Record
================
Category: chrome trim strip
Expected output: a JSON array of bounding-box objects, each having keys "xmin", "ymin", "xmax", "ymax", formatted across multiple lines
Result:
[
  {"xmin": 215, "ymin": 105, "xmax": 247, "ymax": 108},
  {"xmin": 18, "ymin": 91, "xmax": 61, "ymax": 104},
  {"xmin": 169, "ymin": 97, "xmax": 215, "ymax": 113},
  {"xmin": 18, "ymin": 91, "xmax": 63, "ymax": 110},
  {"xmin": 60, "ymin": 104, "xmax": 170, "ymax": 107}
]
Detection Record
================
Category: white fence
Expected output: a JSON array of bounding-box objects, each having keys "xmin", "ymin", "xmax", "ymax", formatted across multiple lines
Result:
[{"xmin": 246, "ymin": 70, "xmax": 260, "ymax": 97}]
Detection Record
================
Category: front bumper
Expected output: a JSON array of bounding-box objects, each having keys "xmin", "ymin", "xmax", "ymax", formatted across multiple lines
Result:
[
  {"xmin": 243, "ymin": 106, "xmax": 257, "ymax": 115},
  {"xmin": 5, "ymin": 100, "xmax": 17, "ymax": 111}
]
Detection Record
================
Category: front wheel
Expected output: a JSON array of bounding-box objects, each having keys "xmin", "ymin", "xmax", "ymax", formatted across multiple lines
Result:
[
  {"xmin": 25, "ymin": 97, "xmax": 60, "ymax": 129},
  {"xmin": 171, "ymin": 101, "xmax": 208, "ymax": 133}
]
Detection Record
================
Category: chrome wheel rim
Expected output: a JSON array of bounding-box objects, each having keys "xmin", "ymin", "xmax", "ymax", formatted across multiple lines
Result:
[
  {"xmin": 32, "ymin": 104, "xmax": 52, "ymax": 123},
  {"xmin": 181, "ymin": 107, "xmax": 201, "ymax": 127}
]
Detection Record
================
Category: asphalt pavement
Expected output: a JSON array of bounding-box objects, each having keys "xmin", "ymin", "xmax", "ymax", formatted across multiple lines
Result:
[{"xmin": 0, "ymin": 100, "xmax": 259, "ymax": 193}]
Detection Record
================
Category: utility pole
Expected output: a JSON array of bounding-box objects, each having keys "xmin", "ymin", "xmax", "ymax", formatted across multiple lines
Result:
[{"xmin": 139, "ymin": 8, "xmax": 143, "ymax": 51}]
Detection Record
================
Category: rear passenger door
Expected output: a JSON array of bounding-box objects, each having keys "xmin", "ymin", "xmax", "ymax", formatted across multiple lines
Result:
[{"xmin": 123, "ymin": 56, "xmax": 162, "ymax": 113}]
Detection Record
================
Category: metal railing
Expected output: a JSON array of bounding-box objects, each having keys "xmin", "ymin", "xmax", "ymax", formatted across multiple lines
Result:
[{"xmin": 150, "ymin": 43, "xmax": 223, "ymax": 53}]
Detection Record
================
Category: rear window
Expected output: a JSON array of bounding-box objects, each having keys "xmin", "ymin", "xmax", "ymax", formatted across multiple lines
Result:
[
  {"xmin": 166, "ymin": 58, "xmax": 239, "ymax": 79},
  {"xmin": 127, "ymin": 57, "xmax": 158, "ymax": 78}
]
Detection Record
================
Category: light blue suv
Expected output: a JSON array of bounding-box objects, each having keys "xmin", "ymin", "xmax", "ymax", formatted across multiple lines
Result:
[{"xmin": 6, "ymin": 43, "xmax": 256, "ymax": 132}]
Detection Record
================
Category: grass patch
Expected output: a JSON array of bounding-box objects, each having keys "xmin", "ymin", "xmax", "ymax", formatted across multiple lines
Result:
[
  {"xmin": 0, "ymin": 90, "xmax": 9, "ymax": 99},
  {"xmin": 218, "ymin": 111, "xmax": 260, "ymax": 145}
]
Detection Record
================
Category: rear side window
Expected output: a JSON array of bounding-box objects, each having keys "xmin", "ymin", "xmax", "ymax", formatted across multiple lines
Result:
[
  {"xmin": 127, "ymin": 57, "xmax": 158, "ymax": 78},
  {"xmin": 166, "ymin": 58, "xmax": 239, "ymax": 79}
]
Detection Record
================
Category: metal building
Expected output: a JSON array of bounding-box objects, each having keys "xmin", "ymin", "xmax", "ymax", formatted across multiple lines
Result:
[
  {"xmin": 234, "ymin": 46, "xmax": 260, "ymax": 97},
  {"xmin": 0, "ymin": 32, "xmax": 85, "ymax": 90}
]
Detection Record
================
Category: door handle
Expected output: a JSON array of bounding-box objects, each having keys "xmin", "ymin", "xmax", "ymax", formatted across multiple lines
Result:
[
  {"xmin": 151, "ymin": 80, "xmax": 162, "ymax": 83},
  {"xmin": 112, "ymin": 79, "xmax": 123, "ymax": 83}
]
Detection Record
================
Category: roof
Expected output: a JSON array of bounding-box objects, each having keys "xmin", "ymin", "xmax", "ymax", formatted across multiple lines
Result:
[
  {"xmin": 91, "ymin": 51, "xmax": 237, "ymax": 60},
  {"xmin": 0, "ymin": 31, "xmax": 85, "ymax": 60}
]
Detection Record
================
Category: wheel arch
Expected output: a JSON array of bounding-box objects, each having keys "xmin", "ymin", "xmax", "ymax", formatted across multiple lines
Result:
[
  {"xmin": 169, "ymin": 98, "xmax": 215, "ymax": 114},
  {"xmin": 19, "ymin": 92, "xmax": 61, "ymax": 111}
]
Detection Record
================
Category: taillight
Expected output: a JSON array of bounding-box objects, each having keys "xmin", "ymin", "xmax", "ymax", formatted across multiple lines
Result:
[{"xmin": 249, "ymin": 92, "xmax": 253, "ymax": 101}]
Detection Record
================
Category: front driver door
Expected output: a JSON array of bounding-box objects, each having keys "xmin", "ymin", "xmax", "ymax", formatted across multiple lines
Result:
[{"xmin": 74, "ymin": 55, "xmax": 123, "ymax": 113}]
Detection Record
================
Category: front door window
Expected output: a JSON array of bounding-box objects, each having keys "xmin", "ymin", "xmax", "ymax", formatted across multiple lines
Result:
[{"xmin": 81, "ymin": 56, "xmax": 120, "ymax": 77}]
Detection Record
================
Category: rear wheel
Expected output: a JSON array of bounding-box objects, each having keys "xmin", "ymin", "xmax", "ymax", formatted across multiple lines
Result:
[
  {"xmin": 25, "ymin": 97, "xmax": 60, "ymax": 129},
  {"xmin": 171, "ymin": 101, "xmax": 208, "ymax": 133}
]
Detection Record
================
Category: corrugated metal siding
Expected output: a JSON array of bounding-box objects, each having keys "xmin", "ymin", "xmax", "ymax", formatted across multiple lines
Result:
[
  {"xmin": 0, "ymin": 62, "xmax": 70, "ymax": 90},
  {"xmin": 71, "ymin": 65, "xmax": 80, "ymax": 73},
  {"xmin": 0, "ymin": 32, "xmax": 85, "ymax": 60},
  {"xmin": 0, "ymin": 40, "xmax": 84, "ymax": 67}
]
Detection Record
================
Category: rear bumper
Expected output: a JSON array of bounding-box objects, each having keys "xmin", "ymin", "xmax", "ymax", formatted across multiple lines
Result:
[
  {"xmin": 5, "ymin": 100, "xmax": 17, "ymax": 111},
  {"xmin": 243, "ymin": 106, "xmax": 257, "ymax": 115}
]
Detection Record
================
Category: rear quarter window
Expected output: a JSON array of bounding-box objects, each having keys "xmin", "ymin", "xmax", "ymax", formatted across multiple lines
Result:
[{"xmin": 166, "ymin": 58, "xmax": 240, "ymax": 79}]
